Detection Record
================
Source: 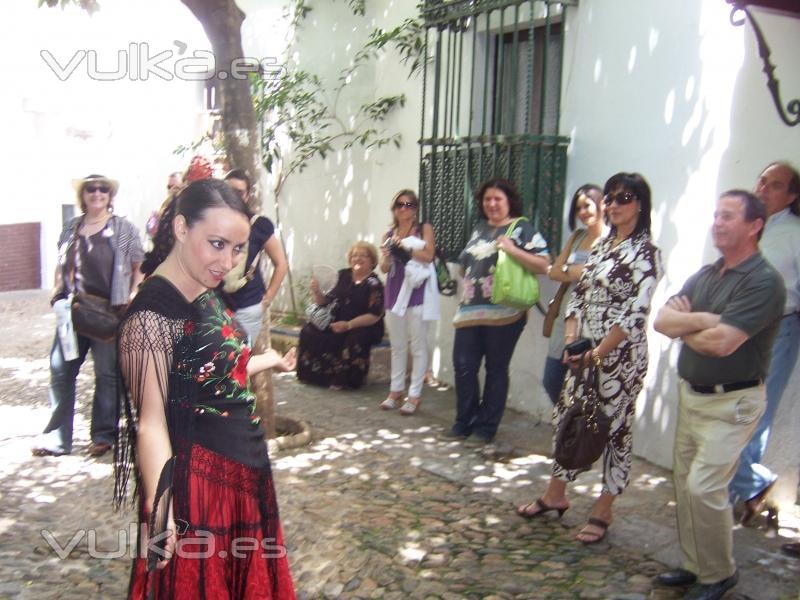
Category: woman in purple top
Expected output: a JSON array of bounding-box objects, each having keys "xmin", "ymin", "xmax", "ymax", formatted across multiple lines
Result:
[{"xmin": 378, "ymin": 190, "xmax": 436, "ymax": 415}]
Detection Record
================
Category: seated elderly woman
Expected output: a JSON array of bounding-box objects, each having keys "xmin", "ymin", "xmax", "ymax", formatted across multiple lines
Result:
[{"xmin": 297, "ymin": 241, "xmax": 385, "ymax": 390}]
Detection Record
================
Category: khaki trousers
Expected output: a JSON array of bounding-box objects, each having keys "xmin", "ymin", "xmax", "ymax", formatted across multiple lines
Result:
[{"xmin": 673, "ymin": 380, "xmax": 765, "ymax": 584}]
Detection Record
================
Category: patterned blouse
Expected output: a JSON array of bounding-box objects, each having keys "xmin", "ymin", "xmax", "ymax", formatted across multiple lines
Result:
[
  {"xmin": 565, "ymin": 230, "xmax": 663, "ymax": 346},
  {"xmin": 454, "ymin": 219, "xmax": 549, "ymax": 328}
]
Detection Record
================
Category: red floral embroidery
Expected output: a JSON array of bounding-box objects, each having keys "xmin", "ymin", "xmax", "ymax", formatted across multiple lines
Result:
[
  {"xmin": 225, "ymin": 308, "xmax": 234, "ymax": 318},
  {"xmin": 184, "ymin": 320, "xmax": 195, "ymax": 335},
  {"xmin": 221, "ymin": 324, "xmax": 236, "ymax": 339},
  {"xmin": 231, "ymin": 347, "xmax": 250, "ymax": 388}
]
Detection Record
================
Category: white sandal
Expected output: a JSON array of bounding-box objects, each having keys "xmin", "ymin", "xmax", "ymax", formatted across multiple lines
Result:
[
  {"xmin": 399, "ymin": 397, "xmax": 421, "ymax": 416},
  {"xmin": 380, "ymin": 394, "xmax": 402, "ymax": 410}
]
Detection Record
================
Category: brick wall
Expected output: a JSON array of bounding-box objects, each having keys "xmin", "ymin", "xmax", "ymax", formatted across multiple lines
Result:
[{"xmin": 0, "ymin": 223, "xmax": 42, "ymax": 292}]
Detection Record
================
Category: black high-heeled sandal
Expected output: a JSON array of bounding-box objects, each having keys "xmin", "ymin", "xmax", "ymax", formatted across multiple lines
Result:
[{"xmin": 516, "ymin": 497, "xmax": 569, "ymax": 519}]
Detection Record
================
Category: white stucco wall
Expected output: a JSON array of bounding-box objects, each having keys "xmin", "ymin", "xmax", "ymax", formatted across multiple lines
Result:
[
  {"xmin": 3, "ymin": 0, "xmax": 210, "ymax": 287},
  {"xmin": 559, "ymin": 0, "xmax": 800, "ymax": 469},
  {"xmin": 270, "ymin": 0, "xmax": 799, "ymax": 475},
  {"xmin": 255, "ymin": 1, "xmax": 426, "ymax": 310}
]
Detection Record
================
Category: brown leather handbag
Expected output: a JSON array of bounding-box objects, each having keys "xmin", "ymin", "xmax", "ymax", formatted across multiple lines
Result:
[
  {"xmin": 67, "ymin": 218, "xmax": 123, "ymax": 343},
  {"xmin": 542, "ymin": 282, "xmax": 570, "ymax": 338},
  {"xmin": 553, "ymin": 357, "xmax": 611, "ymax": 470},
  {"xmin": 71, "ymin": 292, "xmax": 122, "ymax": 342}
]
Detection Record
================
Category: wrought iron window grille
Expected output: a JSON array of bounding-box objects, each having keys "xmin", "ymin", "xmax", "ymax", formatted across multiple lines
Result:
[
  {"xmin": 419, "ymin": 0, "xmax": 576, "ymax": 260},
  {"xmin": 728, "ymin": 0, "xmax": 800, "ymax": 127}
]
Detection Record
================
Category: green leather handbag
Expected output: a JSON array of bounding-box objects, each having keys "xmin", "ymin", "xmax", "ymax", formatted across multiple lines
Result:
[{"xmin": 490, "ymin": 217, "xmax": 540, "ymax": 310}]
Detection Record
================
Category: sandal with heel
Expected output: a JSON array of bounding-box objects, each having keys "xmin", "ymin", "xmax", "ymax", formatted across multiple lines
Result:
[
  {"xmin": 380, "ymin": 393, "xmax": 403, "ymax": 410},
  {"xmin": 399, "ymin": 397, "xmax": 421, "ymax": 416},
  {"xmin": 576, "ymin": 517, "xmax": 610, "ymax": 545},
  {"xmin": 516, "ymin": 498, "xmax": 569, "ymax": 520}
]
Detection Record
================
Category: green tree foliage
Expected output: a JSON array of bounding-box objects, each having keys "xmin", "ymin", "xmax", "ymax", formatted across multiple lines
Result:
[
  {"xmin": 38, "ymin": 0, "xmax": 100, "ymax": 13},
  {"xmin": 251, "ymin": 1, "xmax": 424, "ymax": 316}
]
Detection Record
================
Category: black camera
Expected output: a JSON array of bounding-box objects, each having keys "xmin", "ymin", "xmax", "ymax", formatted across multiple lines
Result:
[{"xmin": 387, "ymin": 241, "xmax": 411, "ymax": 265}]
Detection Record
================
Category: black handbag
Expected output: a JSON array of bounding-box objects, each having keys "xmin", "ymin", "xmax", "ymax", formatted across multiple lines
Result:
[
  {"xmin": 564, "ymin": 337, "xmax": 592, "ymax": 357},
  {"xmin": 67, "ymin": 217, "xmax": 123, "ymax": 343},
  {"xmin": 433, "ymin": 247, "xmax": 456, "ymax": 296},
  {"xmin": 553, "ymin": 358, "xmax": 611, "ymax": 470}
]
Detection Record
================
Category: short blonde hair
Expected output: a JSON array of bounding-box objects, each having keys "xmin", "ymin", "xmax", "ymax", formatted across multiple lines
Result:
[{"xmin": 347, "ymin": 240, "xmax": 378, "ymax": 270}]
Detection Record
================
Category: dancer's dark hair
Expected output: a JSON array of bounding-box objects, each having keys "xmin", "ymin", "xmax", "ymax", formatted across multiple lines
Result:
[{"xmin": 141, "ymin": 178, "xmax": 251, "ymax": 276}]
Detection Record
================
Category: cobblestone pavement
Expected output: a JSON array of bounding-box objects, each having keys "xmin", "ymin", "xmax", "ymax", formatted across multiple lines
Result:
[{"xmin": 1, "ymin": 291, "xmax": 798, "ymax": 599}]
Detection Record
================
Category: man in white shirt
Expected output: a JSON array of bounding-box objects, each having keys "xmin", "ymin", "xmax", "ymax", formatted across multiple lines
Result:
[{"xmin": 729, "ymin": 162, "xmax": 800, "ymax": 537}]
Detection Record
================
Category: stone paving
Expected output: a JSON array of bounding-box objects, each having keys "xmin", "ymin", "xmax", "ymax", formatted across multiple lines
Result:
[{"xmin": 0, "ymin": 290, "xmax": 798, "ymax": 600}]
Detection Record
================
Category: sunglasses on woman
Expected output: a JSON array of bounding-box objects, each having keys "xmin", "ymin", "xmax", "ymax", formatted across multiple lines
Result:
[
  {"xmin": 603, "ymin": 192, "xmax": 636, "ymax": 206},
  {"xmin": 393, "ymin": 201, "xmax": 418, "ymax": 210},
  {"xmin": 85, "ymin": 185, "xmax": 111, "ymax": 194}
]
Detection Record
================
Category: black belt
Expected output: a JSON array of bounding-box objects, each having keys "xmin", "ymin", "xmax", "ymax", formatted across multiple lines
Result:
[{"xmin": 689, "ymin": 380, "xmax": 761, "ymax": 394}]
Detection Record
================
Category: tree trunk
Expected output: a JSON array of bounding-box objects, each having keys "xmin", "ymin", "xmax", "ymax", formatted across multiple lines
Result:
[
  {"xmin": 180, "ymin": 0, "xmax": 263, "ymax": 213},
  {"xmin": 182, "ymin": 0, "xmax": 275, "ymax": 438},
  {"xmin": 251, "ymin": 305, "xmax": 276, "ymax": 439}
]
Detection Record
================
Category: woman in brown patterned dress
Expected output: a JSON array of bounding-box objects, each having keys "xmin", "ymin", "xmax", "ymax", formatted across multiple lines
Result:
[{"xmin": 517, "ymin": 172, "xmax": 663, "ymax": 545}]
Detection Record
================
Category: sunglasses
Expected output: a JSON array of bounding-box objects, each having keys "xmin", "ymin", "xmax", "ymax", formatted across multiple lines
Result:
[
  {"xmin": 84, "ymin": 185, "xmax": 111, "ymax": 194},
  {"xmin": 393, "ymin": 201, "xmax": 418, "ymax": 210},
  {"xmin": 603, "ymin": 192, "xmax": 636, "ymax": 206}
]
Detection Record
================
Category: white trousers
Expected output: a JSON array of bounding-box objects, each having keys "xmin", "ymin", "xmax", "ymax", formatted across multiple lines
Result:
[
  {"xmin": 385, "ymin": 306, "xmax": 428, "ymax": 398},
  {"xmin": 234, "ymin": 303, "xmax": 264, "ymax": 346}
]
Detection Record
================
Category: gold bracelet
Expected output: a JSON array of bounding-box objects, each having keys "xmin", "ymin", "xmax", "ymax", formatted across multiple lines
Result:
[{"xmin": 591, "ymin": 348, "xmax": 602, "ymax": 367}]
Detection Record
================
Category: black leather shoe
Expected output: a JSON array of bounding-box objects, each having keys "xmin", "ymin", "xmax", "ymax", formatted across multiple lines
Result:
[
  {"xmin": 683, "ymin": 570, "xmax": 739, "ymax": 600},
  {"xmin": 655, "ymin": 568, "xmax": 697, "ymax": 587},
  {"xmin": 781, "ymin": 542, "xmax": 800, "ymax": 558}
]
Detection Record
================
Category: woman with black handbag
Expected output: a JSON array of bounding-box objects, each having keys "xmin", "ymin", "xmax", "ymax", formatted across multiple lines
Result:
[
  {"xmin": 541, "ymin": 184, "xmax": 604, "ymax": 404},
  {"xmin": 517, "ymin": 172, "xmax": 662, "ymax": 545},
  {"xmin": 33, "ymin": 174, "xmax": 144, "ymax": 458},
  {"xmin": 378, "ymin": 189, "xmax": 438, "ymax": 416}
]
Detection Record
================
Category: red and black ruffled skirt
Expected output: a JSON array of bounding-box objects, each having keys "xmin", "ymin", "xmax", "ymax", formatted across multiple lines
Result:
[{"xmin": 129, "ymin": 445, "xmax": 295, "ymax": 600}]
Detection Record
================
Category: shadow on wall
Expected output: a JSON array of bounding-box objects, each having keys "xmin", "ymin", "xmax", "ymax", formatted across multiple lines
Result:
[
  {"xmin": 717, "ymin": 6, "xmax": 800, "ymax": 510},
  {"xmin": 264, "ymin": 1, "xmax": 420, "ymax": 315},
  {"xmin": 563, "ymin": 1, "xmax": 715, "ymax": 468}
]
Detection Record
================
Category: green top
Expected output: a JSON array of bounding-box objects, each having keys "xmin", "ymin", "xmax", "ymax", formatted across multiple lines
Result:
[{"xmin": 677, "ymin": 252, "xmax": 785, "ymax": 386}]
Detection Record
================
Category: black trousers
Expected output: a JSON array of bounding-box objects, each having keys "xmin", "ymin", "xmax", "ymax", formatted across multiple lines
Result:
[{"xmin": 451, "ymin": 317, "xmax": 526, "ymax": 439}]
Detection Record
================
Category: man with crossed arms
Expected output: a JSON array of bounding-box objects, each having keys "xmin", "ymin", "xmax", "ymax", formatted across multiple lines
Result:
[{"xmin": 653, "ymin": 190, "xmax": 785, "ymax": 600}]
